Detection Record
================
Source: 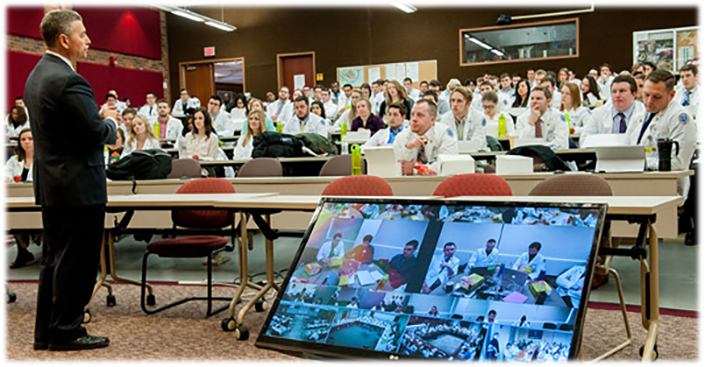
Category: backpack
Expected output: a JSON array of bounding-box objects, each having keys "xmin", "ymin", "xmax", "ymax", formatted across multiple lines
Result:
[
  {"xmin": 106, "ymin": 149, "xmax": 172, "ymax": 181},
  {"xmin": 296, "ymin": 132, "xmax": 337, "ymax": 155},
  {"xmin": 506, "ymin": 145, "xmax": 571, "ymax": 172},
  {"xmin": 252, "ymin": 131, "xmax": 304, "ymax": 158}
]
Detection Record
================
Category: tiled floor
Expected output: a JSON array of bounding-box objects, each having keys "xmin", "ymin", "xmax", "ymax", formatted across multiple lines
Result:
[{"xmin": 6, "ymin": 233, "xmax": 698, "ymax": 311}]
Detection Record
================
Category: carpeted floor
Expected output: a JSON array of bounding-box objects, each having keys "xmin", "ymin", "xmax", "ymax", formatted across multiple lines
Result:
[{"xmin": 5, "ymin": 281, "xmax": 698, "ymax": 361}]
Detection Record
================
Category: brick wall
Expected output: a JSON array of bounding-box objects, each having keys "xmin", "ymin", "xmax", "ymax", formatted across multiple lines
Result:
[{"xmin": 6, "ymin": 8, "xmax": 171, "ymax": 102}]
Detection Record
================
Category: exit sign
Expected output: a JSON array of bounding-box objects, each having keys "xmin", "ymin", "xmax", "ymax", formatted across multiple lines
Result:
[{"xmin": 204, "ymin": 47, "xmax": 216, "ymax": 57}]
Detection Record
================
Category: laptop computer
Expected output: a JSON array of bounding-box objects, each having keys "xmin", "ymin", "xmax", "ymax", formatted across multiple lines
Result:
[
  {"xmin": 362, "ymin": 146, "xmax": 401, "ymax": 177},
  {"xmin": 594, "ymin": 146, "xmax": 646, "ymax": 173},
  {"xmin": 256, "ymin": 197, "xmax": 606, "ymax": 361}
]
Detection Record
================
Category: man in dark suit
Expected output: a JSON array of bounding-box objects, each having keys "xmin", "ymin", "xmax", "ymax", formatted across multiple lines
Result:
[{"xmin": 25, "ymin": 9, "xmax": 119, "ymax": 351}]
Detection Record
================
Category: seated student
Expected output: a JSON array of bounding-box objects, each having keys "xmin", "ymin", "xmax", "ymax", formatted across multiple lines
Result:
[
  {"xmin": 155, "ymin": 98, "xmax": 184, "ymax": 141},
  {"xmin": 242, "ymin": 98, "xmax": 276, "ymax": 133},
  {"xmin": 438, "ymin": 87, "xmax": 487, "ymax": 151},
  {"xmin": 123, "ymin": 97, "xmax": 133, "ymax": 109},
  {"xmin": 172, "ymin": 89, "xmax": 201, "ymax": 117},
  {"xmin": 516, "ymin": 87, "xmax": 569, "ymax": 149},
  {"xmin": 316, "ymin": 232, "xmax": 345, "ymax": 263},
  {"xmin": 364, "ymin": 102, "xmax": 407, "ymax": 148},
  {"xmin": 467, "ymin": 238, "xmax": 499, "ymax": 269},
  {"xmin": 138, "ymin": 92, "xmax": 159, "ymax": 123},
  {"xmin": 539, "ymin": 75, "xmax": 563, "ymax": 110},
  {"xmin": 496, "ymin": 73, "xmax": 516, "ymax": 112},
  {"xmin": 345, "ymin": 234, "xmax": 375, "ymax": 265},
  {"xmin": 179, "ymin": 107, "xmax": 219, "ymax": 160},
  {"xmin": 674, "ymin": 64, "xmax": 699, "ymax": 120},
  {"xmin": 471, "ymin": 81, "xmax": 492, "ymax": 111},
  {"xmin": 393, "ymin": 99, "xmax": 459, "ymax": 176},
  {"xmin": 105, "ymin": 128, "xmax": 125, "ymax": 165},
  {"xmin": 597, "ymin": 63, "xmax": 616, "ymax": 103},
  {"xmin": 234, "ymin": 110, "xmax": 268, "ymax": 159},
  {"xmin": 310, "ymin": 100, "xmax": 332, "ymax": 126},
  {"xmin": 627, "ymin": 70, "xmax": 696, "ymax": 197},
  {"xmin": 5, "ymin": 128, "xmax": 33, "ymax": 183},
  {"xmin": 421, "ymin": 90, "xmax": 444, "ymax": 121},
  {"xmin": 387, "ymin": 239, "xmax": 418, "ymax": 287},
  {"xmin": 422, "ymin": 242, "xmax": 460, "ymax": 294},
  {"xmin": 177, "ymin": 114, "xmax": 194, "ymax": 159},
  {"xmin": 351, "ymin": 98, "xmax": 386, "ymax": 135},
  {"xmin": 403, "ymin": 77, "xmax": 421, "ymax": 102},
  {"xmin": 336, "ymin": 84, "xmax": 354, "ymax": 117},
  {"xmin": 119, "ymin": 108, "xmax": 136, "ymax": 138},
  {"xmin": 581, "ymin": 75, "xmax": 602, "ymax": 108},
  {"xmin": 100, "ymin": 93, "xmax": 124, "ymax": 115},
  {"xmin": 512, "ymin": 242, "xmax": 546, "ymax": 280},
  {"xmin": 379, "ymin": 80, "xmax": 414, "ymax": 118},
  {"xmin": 559, "ymin": 83, "xmax": 590, "ymax": 135},
  {"xmin": 511, "ymin": 79, "xmax": 531, "ymax": 109},
  {"xmin": 555, "ymin": 265, "xmax": 585, "ymax": 308},
  {"xmin": 481, "ymin": 91, "xmax": 516, "ymax": 138},
  {"xmin": 334, "ymin": 89, "xmax": 362, "ymax": 131},
  {"xmin": 6, "ymin": 106, "xmax": 30, "ymax": 137},
  {"xmin": 283, "ymin": 96, "xmax": 329, "ymax": 137},
  {"xmin": 121, "ymin": 115, "xmax": 161, "ymax": 158},
  {"xmin": 428, "ymin": 305, "xmax": 439, "ymax": 317},
  {"xmin": 229, "ymin": 93, "xmax": 248, "ymax": 121},
  {"xmin": 634, "ymin": 73, "xmax": 646, "ymax": 104},
  {"xmin": 207, "ymin": 95, "xmax": 234, "ymax": 138},
  {"xmin": 580, "ymin": 75, "xmax": 646, "ymax": 147}
]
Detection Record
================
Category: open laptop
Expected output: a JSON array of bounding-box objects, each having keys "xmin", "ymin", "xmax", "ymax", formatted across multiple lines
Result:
[
  {"xmin": 256, "ymin": 197, "xmax": 606, "ymax": 361},
  {"xmin": 362, "ymin": 146, "xmax": 401, "ymax": 177},
  {"xmin": 593, "ymin": 146, "xmax": 646, "ymax": 173}
]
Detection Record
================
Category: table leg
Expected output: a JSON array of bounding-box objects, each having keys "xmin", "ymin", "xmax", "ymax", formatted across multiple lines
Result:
[
  {"xmin": 641, "ymin": 223, "xmax": 660, "ymax": 362},
  {"xmin": 106, "ymin": 231, "xmax": 153, "ymax": 294}
]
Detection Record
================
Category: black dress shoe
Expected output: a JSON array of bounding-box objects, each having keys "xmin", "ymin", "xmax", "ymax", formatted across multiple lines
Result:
[
  {"xmin": 33, "ymin": 341, "xmax": 48, "ymax": 350},
  {"xmin": 48, "ymin": 335, "xmax": 110, "ymax": 351}
]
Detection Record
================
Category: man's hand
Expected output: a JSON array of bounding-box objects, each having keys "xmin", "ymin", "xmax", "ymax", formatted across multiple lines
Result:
[
  {"xmin": 527, "ymin": 108, "xmax": 541, "ymax": 127},
  {"xmin": 100, "ymin": 106, "xmax": 121, "ymax": 125},
  {"xmin": 405, "ymin": 136, "xmax": 427, "ymax": 150},
  {"xmin": 401, "ymin": 160, "xmax": 415, "ymax": 175}
]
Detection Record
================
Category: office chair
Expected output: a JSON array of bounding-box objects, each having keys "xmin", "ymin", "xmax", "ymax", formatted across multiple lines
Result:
[{"xmin": 433, "ymin": 173, "xmax": 512, "ymax": 197}]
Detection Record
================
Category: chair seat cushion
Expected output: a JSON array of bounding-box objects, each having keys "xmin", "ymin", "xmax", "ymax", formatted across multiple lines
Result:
[{"xmin": 147, "ymin": 236, "xmax": 229, "ymax": 258}]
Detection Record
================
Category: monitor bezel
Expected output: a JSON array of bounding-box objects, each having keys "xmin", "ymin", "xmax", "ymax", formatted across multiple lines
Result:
[{"xmin": 256, "ymin": 197, "xmax": 607, "ymax": 361}]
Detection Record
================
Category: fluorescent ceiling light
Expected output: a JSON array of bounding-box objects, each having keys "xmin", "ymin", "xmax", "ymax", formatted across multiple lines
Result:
[
  {"xmin": 205, "ymin": 20, "xmax": 236, "ymax": 32},
  {"xmin": 392, "ymin": 3, "xmax": 417, "ymax": 13},
  {"xmin": 491, "ymin": 49, "xmax": 505, "ymax": 57},
  {"xmin": 469, "ymin": 37, "xmax": 493, "ymax": 50},
  {"xmin": 172, "ymin": 10, "xmax": 204, "ymax": 22}
]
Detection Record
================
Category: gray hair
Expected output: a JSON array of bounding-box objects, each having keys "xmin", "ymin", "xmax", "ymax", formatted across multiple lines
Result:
[{"xmin": 40, "ymin": 9, "xmax": 82, "ymax": 47}]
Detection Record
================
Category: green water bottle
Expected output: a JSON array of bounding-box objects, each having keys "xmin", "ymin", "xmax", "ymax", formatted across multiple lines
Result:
[
  {"xmin": 564, "ymin": 113, "xmax": 571, "ymax": 134},
  {"xmin": 341, "ymin": 121, "xmax": 348, "ymax": 138},
  {"xmin": 351, "ymin": 144, "xmax": 362, "ymax": 175},
  {"xmin": 276, "ymin": 121, "xmax": 283, "ymax": 133},
  {"xmin": 153, "ymin": 121, "xmax": 160, "ymax": 138},
  {"xmin": 498, "ymin": 114, "xmax": 507, "ymax": 138}
]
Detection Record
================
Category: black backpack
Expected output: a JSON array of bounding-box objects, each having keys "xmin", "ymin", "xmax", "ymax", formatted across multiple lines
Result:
[
  {"xmin": 506, "ymin": 145, "xmax": 571, "ymax": 172},
  {"xmin": 106, "ymin": 149, "xmax": 172, "ymax": 180},
  {"xmin": 252, "ymin": 131, "xmax": 303, "ymax": 158}
]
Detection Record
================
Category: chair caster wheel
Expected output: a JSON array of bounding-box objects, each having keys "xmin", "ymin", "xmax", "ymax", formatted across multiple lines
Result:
[
  {"xmin": 83, "ymin": 310, "xmax": 92, "ymax": 324},
  {"xmin": 255, "ymin": 299, "xmax": 268, "ymax": 312},
  {"xmin": 146, "ymin": 294, "xmax": 156, "ymax": 306},
  {"xmin": 107, "ymin": 294, "xmax": 117, "ymax": 307},
  {"xmin": 639, "ymin": 344, "xmax": 659, "ymax": 360},
  {"xmin": 221, "ymin": 317, "xmax": 236, "ymax": 332},
  {"xmin": 235, "ymin": 325, "xmax": 250, "ymax": 341},
  {"xmin": 7, "ymin": 291, "xmax": 17, "ymax": 304}
]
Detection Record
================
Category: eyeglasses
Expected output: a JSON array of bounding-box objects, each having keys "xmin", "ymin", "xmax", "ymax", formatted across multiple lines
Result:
[{"xmin": 482, "ymin": 104, "xmax": 496, "ymax": 110}]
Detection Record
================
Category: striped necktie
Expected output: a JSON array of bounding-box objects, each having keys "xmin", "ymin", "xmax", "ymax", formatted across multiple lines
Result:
[{"xmin": 682, "ymin": 90, "xmax": 691, "ymax": 106}]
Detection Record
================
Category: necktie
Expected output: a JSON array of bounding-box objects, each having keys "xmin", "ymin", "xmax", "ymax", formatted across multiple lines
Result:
[
  {"xmin": 182, "ymin": 102, "xmax": 187, "ymax": 112},
  {"xmin": 149, "ymin": 106, "xmax": 153, "ymax": 115},
  {"xmin": 618, "ymin": 112, "xmax": 627, "ymax": 133},
  {"xmin": 682, "ymin": 90, "xmax": 691, "ymax": 107},
  {"xmin": 534, "ymin": 118, "xmax": 543, "ymax": 138},
  {"xmin": 637, "ymin": 113, "xmax": 655, "ymax": 144},
  {"xmin": 416, "ymin": 139, "xmax": 428, "ymax": 164},
  {"xmin": 276, "ymin": 101, "xmax": 285, "ymax": 116}
]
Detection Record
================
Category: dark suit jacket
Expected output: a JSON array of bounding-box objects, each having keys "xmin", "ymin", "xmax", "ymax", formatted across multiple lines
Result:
[{"xmin": 25, "ymin": 53, "xmax": 117, "ymax": 207}]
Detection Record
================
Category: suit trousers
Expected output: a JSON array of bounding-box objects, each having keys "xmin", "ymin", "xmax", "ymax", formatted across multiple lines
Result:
[{"xmin": 35, "ymin": 204, "xmax": 106, "ymax": 343}]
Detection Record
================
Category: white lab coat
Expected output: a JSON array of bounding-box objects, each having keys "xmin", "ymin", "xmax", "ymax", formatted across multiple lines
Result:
[
  {"xmin": 407, "ymin": 88, "xmax": 421, "ymax": 102},
  {"xmin": 497, "ymin": 90, "xmax": 516, "ymax": 112},
  {"xmin": 138, "ymin": 104, "xmax": 159, "ymax": 124},
  {"xmin": 580, "ymin": 101, "xmax": 646, "ymax": 147},
  {"xmin": 559, "ymin": 106, "xmax": 591, "ymax": 134},
  {"xmin": 550, "ymin": 90, "xmax": 563, "ymax": 110},
  {"xmin": 482, "ymin": 112, "xmax": 516, "ymax": 138},
  {"xmin": 283, "ymin": 113, "xmax": 329, "ymax": 137},
  {"xmin": 516, "ymin": 108, "xmax": 570, "ymax": 149},
  {"xmin": 363, "ymin": 125, "xmax": 405, "ymax": 148},
  {"xmin": 316, "ymin": 240, "xmax": 345, "ymax": 262},
  {"xmin": 171, "ymin": 97, "xmax": 201, "ymax": 116},
  {"xmin": 512, "ymin": 252, "xmax": 546, "ymax": 280},
  {"xmin": 424, "ymin": 254, "xmax": 460, "ymax": 287},
  {"xmin": 121, "ymin": 137, "xmax": 161, "ymax": 158},
  {"xmin": 334, "ymin": 110, "xmax": 355, "ymax": 131},
  {"xmin": 582, "ymin": 93, "xmax": 600, "ymax": 108},
  {"xmin": 323, "ymin": 100, "xmax": 339, "ymax": 121},
  {"xmin": 470, "ymin": 247, "xmax": 499, "ymax": 268},
  {"xmin": 5, "ymin": 155, "xmax": 32, "ymax": 182},
  {"xmin": 267, "ymin": 100, "xmax": 292, "ymax": 122},
  {"xmin": 393, "ymin": 123, "xmax": 459, "ymax": 174},
  {"xmin": 156, "ymin": 116, "xmax": 184, "ymax": 140},
  {"xmin": 100, "ymin": 102, "xmax": 125, "ymax": 115},
  {"xmin": 6, "ymin": 120, "xmax": 30, "ymax": 136},
  {"xmin": 372, "ymin": 92, "xmax": 385, "ymax": 116},
  {"xmin": 233, "ymin": 135, "xmax": 254, "ymax": 159},
  {"xmin": 626, "ymin": 99, "xmax": 696, "ymax": 197},
  {"xmin": 555, "ymin": 265, "xmax": 585, "ymax": 308},
  {"xmin": 673, "ymin": 85, "xmax": 700, "ymax": 121},
  {"xmin": 597, "ymin": 76, "xmax": 615, "ymax": 102},
  {"xmin": 438, "ymin": 110, "xmax": 488, "ymax": 151},
  {"xmin": 211, "ymin": 111, "xmax": 234, "ymax": 137}
]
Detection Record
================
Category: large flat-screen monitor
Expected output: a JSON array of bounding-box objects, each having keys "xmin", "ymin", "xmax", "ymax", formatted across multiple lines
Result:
[{"xmin": 256, "ymin": 198, "xmax": 606, "ymax": 361}]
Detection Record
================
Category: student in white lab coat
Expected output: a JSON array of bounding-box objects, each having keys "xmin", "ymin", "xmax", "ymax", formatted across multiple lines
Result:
[
  {"xmin": 234, "ymin": 110, "xmax": 268, "ymax": 159},
  {"xmin": 171, "ymin": 88, "xmax": 201, "ymax": 117},
  {"xmin": 137, "ymin": 92, "xmax": 159, "ymax": 123},
  {"xmin": 334, "ymin": 89, "xmax": 362, "ymax": 131},
  {"xmin": 516, "ymin": 87, "xmax": 569, "ymax": 149},
  {"xmin": 207, "ymin": 95, "xmax": 233, "ymax": 138},
  {"xmin": 581, "ymin": 76, "xmax": 601, "ymax": 108},
  {"xmin": 5, "ymin": 128, "xmax": 33, "ymax": 183},
  {"xmin": 467, "ymin": 239, "xmax": 500, "ymax": 269},
  {"xmin": 121, "ymin": 115, "xmax": 161, "ymax": 158},
  {"xmin": 437, "ymin": 87, "xmax": 488, "ymax": 151},
  {"xmin": 580, "ymin": 75, "xmax": 645, "ymax": 147},
  {"xmin": 267, "ymin": 86, "xmax": 293, "ymax": 123},
  {"xmin": 6, "ymin": 106, "xmax": 30, "ymax": 137},
  {"xmin": 155, "ymin": 99, "xmax": 184, "ymax": 140},
  {"xmin": 316, "ymin": 233, "xmax": 345, "ymax": 263},
  {"xmin": 403, "ymin": 77, "xmax": 421, "ymax": 102},
  {"xmin": 320, "ymin": 90, "xmax": 340, "ymax": 121},
  {"xmin": 674, "ymin": 63, "xmax": 700, "ymax": 121},
  {"xmin": 393, "ymin": 99, "xmax": 459, "ymax": 176},
  {"xmin": 539, "ymin": 76, "xmax": 563, "ymax": 110},
  {"xmin": 481, "ymin": 91, "xmax": 516, "ymax": 138},
  {"xmin": 371, "ymin": 79, "xmax": 386, "ymax": 117},
  {"xmin": 559, "ymin": 83, "xmax": 590, "ymax": 135},
  {"xmin": 283, "ymin": 96, "xmax": 330, "ymax": 137},
  {"xmin": 422, "ymin": 242, "xmax": 460, "ymax": 294},
  {"xmin": 596, "ymin": 63, "xmax": 616, "ymax": 104},
  {"xmin": 627, "ymin": 70, "xmax": 696, "ymax": 198},
  {"xmin": 364, "ymin": 102, "xmax": 407, "ymax": 148},
  {"xmin": 512, "ymin": 242, "xmax": 546, "ymax": 280}
]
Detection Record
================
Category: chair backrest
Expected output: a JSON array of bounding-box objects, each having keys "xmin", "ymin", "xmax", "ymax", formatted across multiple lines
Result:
[
  {"xmin": 321, "ymin": 176, "xmax": 393, "ymax": 196},
  {"xmin": 433, "ymin": 174, "xmax": 512, "ymax": 198},
  {"xmin": 237, "ymin": 157, "xmax": 283, "ymax": 177},
  {"xmin": 167, "ymin": 158, "xmax": 201, "ymax": 179},
  {"xmin": 172, "ymin": 178, "xmax": 235, "ymax": 228},
  {"xmin": 319, "ymin": 155, "xmax": 368, "ymax": 176},
  {"xmin": 528, "ymin": 174, "xmax": 613, "ymax": 197}
]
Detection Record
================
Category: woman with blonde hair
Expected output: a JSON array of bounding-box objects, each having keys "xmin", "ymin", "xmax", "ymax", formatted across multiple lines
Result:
[
  {"xmin": 234, "ymin": 110, "xmax": 268, "ymax": 159},
  {"xmin": 351, "ymin": 98, "xmax": 386, "ymax": 135},
  {"xmin": 121, "ymin": 114, "xmax": 160, "ymax": 158},
  {"xmin": 242, "ymin": 98, "xmax": 275, "ymax": 133},
  {"xmin": 334, "ymin": 89, "xmax": 363, "ymax": 131},
  {"xmin": 379, "ymin": 80, "xmax": 413, "ymax": 117},
  {"xmin": 559, "ymin": 82, "xmax": 590, "ymax": 134}
]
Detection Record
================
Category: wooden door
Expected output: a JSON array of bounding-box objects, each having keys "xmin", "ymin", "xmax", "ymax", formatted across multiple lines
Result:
[
  {"xmin": 277, "ymin": 52, "xmax": 315, "ymax": 92},
  {"xmin": 182, "ymin": 63, "xmax": 214, "ymax": 107}
]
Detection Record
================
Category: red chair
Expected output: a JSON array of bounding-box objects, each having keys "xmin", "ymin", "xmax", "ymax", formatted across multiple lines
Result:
[
  {"xmin": 141, "ymin": 178, "xmax": 236, "ymax": 317},
  {"xmin": 322, "ymin": 176, "xmax": 393, "ymax": 196},
  {"xmin": 433, "ymin": 174, "xmax": 512, "ymax": 197}
]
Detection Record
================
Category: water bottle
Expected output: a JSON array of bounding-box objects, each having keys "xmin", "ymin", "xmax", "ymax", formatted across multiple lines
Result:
[
  {"xmin": 498, "ymin": 261, "xmax": 505, "ymax": 277},
  {"xmin": 153, "ymin": 121, "xmax": 160, "ymax": 138},
  {"xmin": 340, "ymin": 123, "xmax": 349, "ymax": 154},
  {"xmin": 498, "ymin": 114, "xmax": 507, "ymax": 138},
  {"xmin": 538, "ymin": 270, "xmax": 546, "ymax": 281},
  {"xmin": 564, "ymin": 113, "xmax": 571, "ymax": 134},
  {"xmin": 351, "ymin": 144, "xmax": 362, "ymax": 175},
  {"xmin": 276, "ymin": 121, "xmax": 283, "ymax": 133},
  {"xmin": 645, "ymin": 135, "xmax": 659, "ymax": 171}
]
